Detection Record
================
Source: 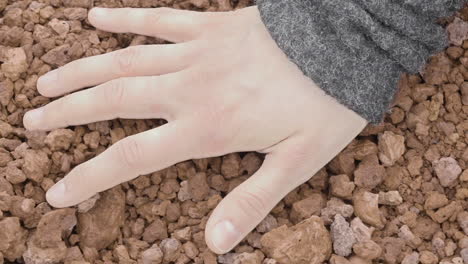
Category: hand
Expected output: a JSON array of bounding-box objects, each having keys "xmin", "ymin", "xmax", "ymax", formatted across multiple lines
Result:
[{"xmin": 24, "ymin": 6, "xmax": 367, "ymax": 254}]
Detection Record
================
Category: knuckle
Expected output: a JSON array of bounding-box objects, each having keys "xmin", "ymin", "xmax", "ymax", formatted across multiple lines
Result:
[
  {"xmin": 113, "ymin": 47, "xmax": 140, "ymax": 76},
  {"xmin": 235, "ymin": 186, "xmax": 270, "ymax": 219},
  {"xmin": 115, "ymin": 136, "xmax": 144, "ymax": 169},
  {"xmin": 103, "ymin": 78, "xmax": 127, "ymax": 110},
  {"xmin": 200, "ymin": 125, "xmax": 229, "ymax": 155},
  {"xmin": 198, "ymin": 103, "xmax": 238, "ymax": 155}
]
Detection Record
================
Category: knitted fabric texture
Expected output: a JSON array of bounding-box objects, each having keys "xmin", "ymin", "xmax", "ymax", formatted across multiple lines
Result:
[{"xmin": 257, "ymin": 0, "xmax": 466, "ymax": 123}]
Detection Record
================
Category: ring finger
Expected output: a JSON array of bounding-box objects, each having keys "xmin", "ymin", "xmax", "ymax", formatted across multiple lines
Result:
[{"xmin": 24, "ymin": 73, "xmax": 185, "ymax": 131}]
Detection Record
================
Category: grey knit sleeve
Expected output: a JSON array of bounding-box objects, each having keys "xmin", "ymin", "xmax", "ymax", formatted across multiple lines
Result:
[{"xmin": 256, "ymin": 0, "xmax": 466, "ymax": 124}]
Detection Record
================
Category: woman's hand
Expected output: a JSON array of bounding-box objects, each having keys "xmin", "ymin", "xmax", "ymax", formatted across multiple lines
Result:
[{"xmin": 24, "ymin": 6, "xmax": 367, "ymax": 254}]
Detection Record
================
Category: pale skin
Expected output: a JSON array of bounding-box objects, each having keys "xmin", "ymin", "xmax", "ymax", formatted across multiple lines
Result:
[{"xmin": 24, "ymin": 6, "xmax": 367, "ymax": 254}]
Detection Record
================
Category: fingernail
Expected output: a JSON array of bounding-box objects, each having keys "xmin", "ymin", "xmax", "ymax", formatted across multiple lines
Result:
[
  {"xmin": 23, "ymin": 108, "xmax": 44, "ymax": 130},
  {"xmin": 46, "ymin": 181, "xmax": 66, "ymax": 205},
  {"xmin": 211, "ymin": 220, "xmax": 239, "ymax": 253}
]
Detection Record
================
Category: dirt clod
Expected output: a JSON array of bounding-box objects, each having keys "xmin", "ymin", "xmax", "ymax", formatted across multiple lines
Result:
[
  {"xmin": 260, "ymin": 216, "xmax": 331, "ymax": 264},
  {"xmin": 0, "ymin": 217, "xmax": 28, "ymax": 262},
  {"xmin": 433, "ymin": 157, "xmax": 462, "ymax": 187}
]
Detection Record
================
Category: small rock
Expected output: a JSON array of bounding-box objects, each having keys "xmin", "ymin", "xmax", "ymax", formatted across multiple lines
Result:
[
  {"xmin": 240, "ymin": 153, "xmax": 262, "ymax": 176},
  {"xmin": 398, "ymin": 225, "xmax": 422, "ymax": 248},
  {"xmin": 291, "ymin": 193, "xmax": 325, "ymax": 223},
  {"xmin": 25, "ymin": 131, "xmax": 47, "ymax": 150},
  {"xmin": 378, "ymin": 191, "xmax": 403, "ymax": 206},
  {"xmin": 22, "ymin": 149, "xmax": 50, "ymax": 183},
  {"xmin": 460, "ymin": 248, "xmax": 468, "ymax": 264},
  {"xmin": 401, "ymin": 252, "xmax": 419, "ymax": 264},
  {"xmin": 23, "ymin": 208, "xmax": 77, "ymax": 264},
  {"xmin": 0, "ymin": 80, "xmax": 14, "ymax": 106},
  {"xmin": 218, "ymin": 253, "xmax": 238, "ymax": 264},
  {"xmin": 141, "ymin": 245, "xmax": 163, "ymax": 264},
  {"xmin": 384, "ymin": 166, "xmax": 406, "ymax": 190},
  {"xmin": 113, "ymin": 245, "xmax": 132, "ymax": 263},
  {"xmin": 221, "ymin": 153, "xmax": 241, "ymax": 178},
  {"xmin": 256, "ymin": 215, "xmax": 278, "ymax": 233},
  {"xmin": 0, "ymin": 120, "xmax": 12, "ymax": 138},
  {"xmin": 353, "ymin": 191, "xmax": 384, "ymax": 228},
  {"xmin": 459, "ymin": 237, "xmax": 468, "ymax": 248},
  {"xmin": 330, "ymin": 255, "xmax": 351, "ymax": 264},
  {"xmin": 349, "ymin": 256, "xmax": 372, "ymax": 264},
  {"xmin": 173, "ymin": 227, "xmax": 191, "ymax": 242},
  {"xmin": 424, "ymin": 191, "xmax": 449, "ymax": 210},
  {"xmin": 160, "ymin": 238, "xmax": 181, "ymax": 263},
  {"xmin": 262, "ymin": 259, "xmax": 277, "ymax": 264},
  {"xmin": 183, "ymin": 241, "xmax": 199, "ymax": 260},
  {"xmin": 9, "ymin": 197, "xmax": 35, "ymax": 220},
  {"xmin": 178, "ymin": 181, "xmax": 192, "ymax": 202},
  {"xmin": 0, "ymin": 48, "xmax": 28, "ymax": 80},
  {"xmin": 460, "ymin": 169, "xmax": 468, "ymax": 182},
  {"xmin": 407, "ymin": 156, "xmax": 423, "ymax": 176},
  {"xmin": 63, "ymin": 7, "xmax": 88, "ymax": 20},
  {"xmin": 233, "ymin": 252, "xmax": 262, "ymax": 264},
  {"xmin": 350, "ymin": 218, "xmax": 375, "ymax": 242},
  {"xmin": 45, "ymin": 129, "xmax": 75, "ymax": 151},
  {"xmin": 78, "ymin": 186, "xmax": 125, "ymax": 250},
  {"xmin": 5, "ymin": 164, "xmax": 26, "ymax": 184},
  {"xmin": 331, "ymin": 214, "xmax": 356, "ymax": 257},
  {"xmin": 329, "ymin": 174, "xmax": 355, "ymax": 199},
  {"xmin": 445, "ymin": 240, "xmax": 457, "ymax": 257},
  {"xmin": 446, "ymin": 46, "xmax": 464, "ymax": 59},
  {"xmin": 308, "ymin": 168, "xmax": 329, "ymax": 190},
  {"xmin": 428, "ymin": 201, "xmax": 461, "ymax": 223},
  {"xmin": 350, "ymin": 140, "xmax": 378, "ymax": 161},
  {"xmin": 433, "ymin": 157, "xmax": 462, "ymax": 187},
  {"xmin": 41, "ymin": 44, "xmax": 71, "ymax": 67},
  {"xmin": 380, "ymin": 237, "xmax": 405, "ymax": 264},
  {"xmin": 458, "ymin": 211, "xmax": 468, "ymax": 235},
  {"xmin": 353, "ymin": 155, "xmax": 386, "ymax": 189},
  {"xmin": 142, "ymin": 218, "xmax": 168, "ymax": 243},
  {"xmin": 0, "ymin": 148, "xmax": 12, "ymax": 167},
  {"xmin": 48, "ymin": 18, "xmax": 69, "ymax": 35},
  {"xmin": 188, "ymin": 172, "xmax": 210, "ymax": 201},
  {"xmin": 419, "ymin": 250, "xmax": 438, "ymax": 264},
  {"xmin": 353, "ymin": 240, "xmax": 382, "ymax": 260},
  {"xmin": 83, "ymin": 131, "xmax": 100, "ymax": 150},
  {"xmin": 0, "ymin": 0, "xmax": 6, "ymax": 11},
  {"xmin": 378, "ymin": 131, "xmax": 405, "ymax": 166},
  {"xmin": 329, "ymin": 151, "xmax": 355, "ymax": 176},
  {"xmin": 0, "ymin": 217, "xmax": 28, "ymax": 262},
  {"xmin": 321, "ymin": 198, "xmax": 354, "ymax": 225},
  {"xmin": 261, "ymin": 216, "xmax": 331, "ymax": 264},
  {"xmin": 447, "ymin": 17, "xmax": 468, "ymax": 45}
]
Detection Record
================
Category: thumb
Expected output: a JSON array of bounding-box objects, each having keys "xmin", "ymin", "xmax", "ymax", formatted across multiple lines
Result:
[{"xmin": 205, "ymin": 148, "xmax": 311, "ymax": 254}]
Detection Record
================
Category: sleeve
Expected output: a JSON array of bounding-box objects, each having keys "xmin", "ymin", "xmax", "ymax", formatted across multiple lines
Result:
[{"xmin": 256, "ymin": 0, "xmax": 466, "ymax": 124}]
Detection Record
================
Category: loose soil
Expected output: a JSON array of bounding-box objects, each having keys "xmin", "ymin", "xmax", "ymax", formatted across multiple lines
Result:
[{"xmin": 0, "ymin": 1, "xmax": 468, "ymax": 264}]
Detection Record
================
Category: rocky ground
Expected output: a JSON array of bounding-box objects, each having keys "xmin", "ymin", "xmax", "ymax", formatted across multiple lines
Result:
[{"xmin": 0, "ymin": 0, "xmax": 468, "ymax": 264}]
